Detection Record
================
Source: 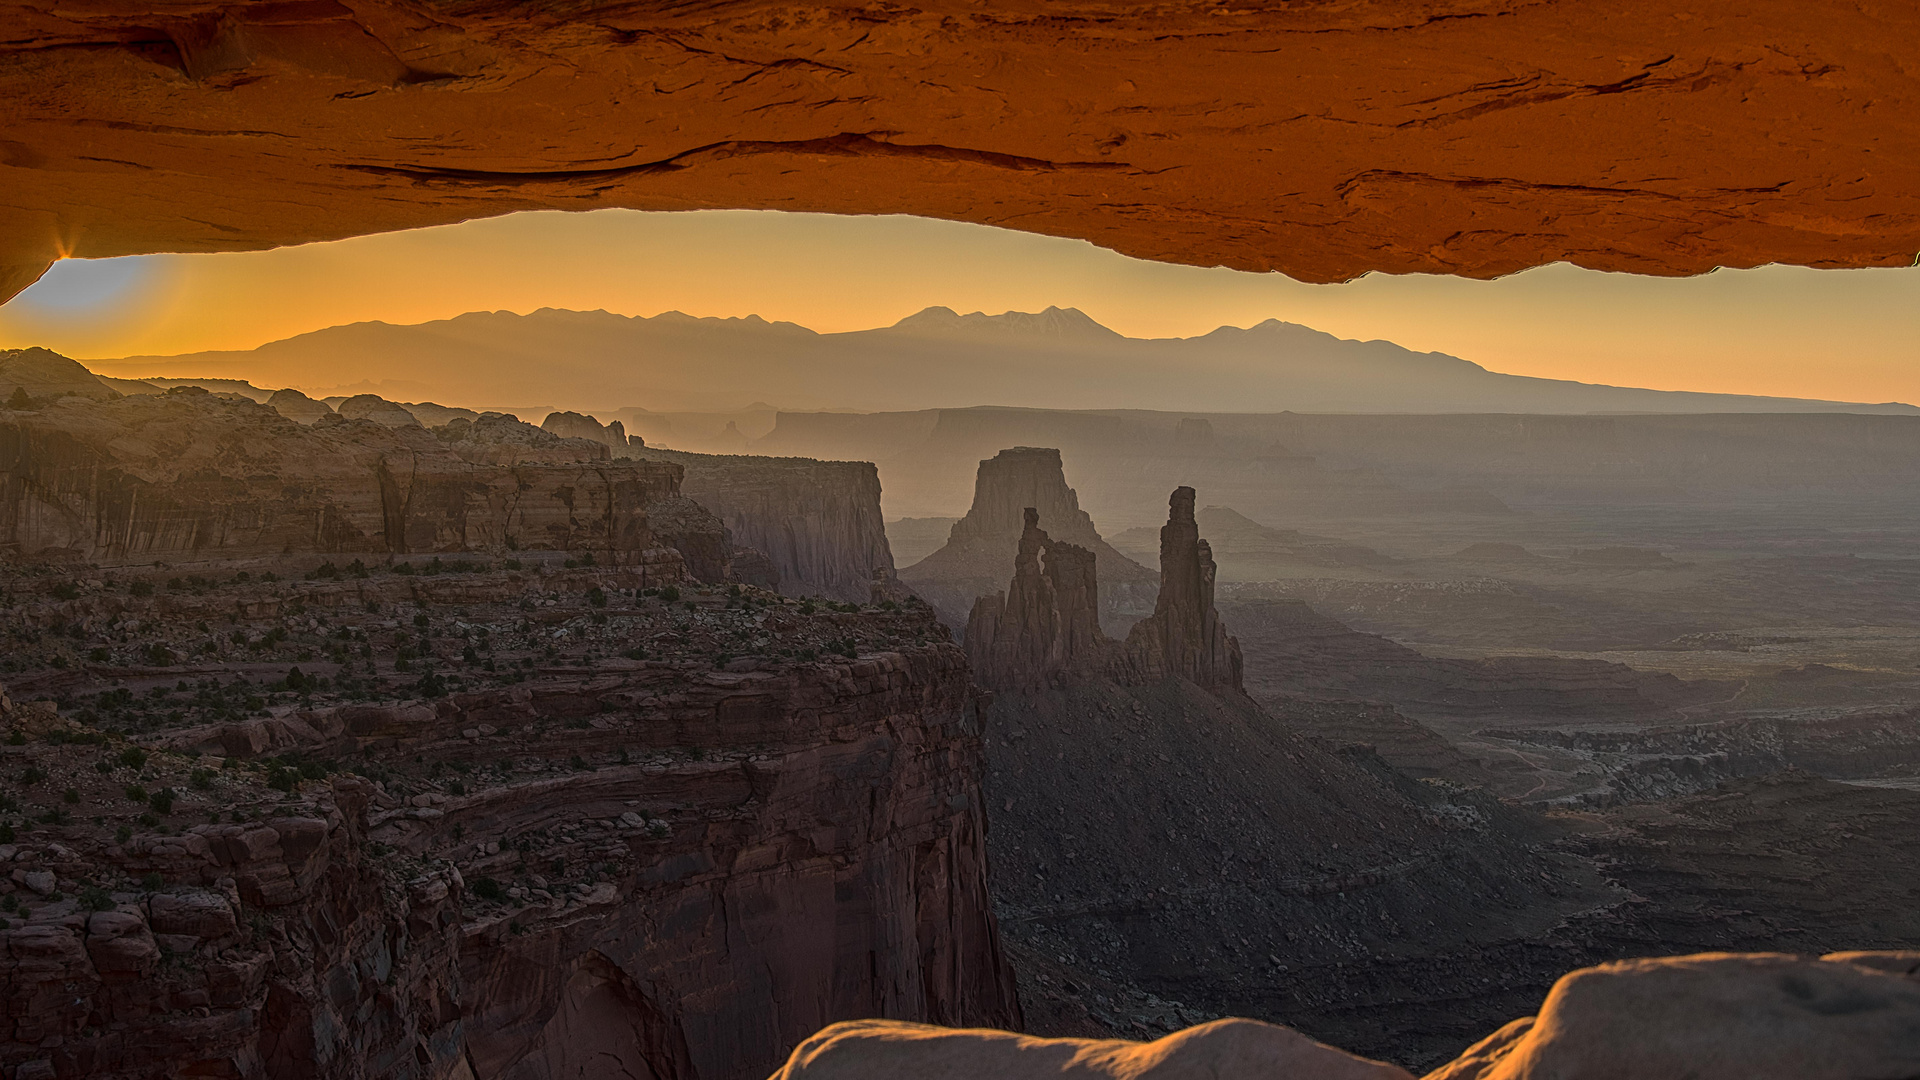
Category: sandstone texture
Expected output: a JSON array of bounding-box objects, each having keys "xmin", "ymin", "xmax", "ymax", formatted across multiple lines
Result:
[
  {"xmin": 904, "ymin": 447, "xmax": 1155, "ymax": 635},
  {"xmin": 0, "ymin": 377, "xmax": 687, "ymax": 567},
  {"xmin": 0, "ymin": 560, "xmax": 1017, "ymax": 1078},
  {"xmin": 642, "ymin": 447, "xmax": 897, "ymax": 606},
  {"xmin": 6, "ymin": 2, "xmax": 1920, "ymax": 299},
  {"xmin": 771, "ymin": 1017, "xmax": 1412, "ymax": 1080},
  {"xmin": 1424, "ymin": 952, "xmax": 1920, "ymax": 1080},
  {"xmin": 770, "ymin": 952, "xmax": 1920, "ymax": 1080}
]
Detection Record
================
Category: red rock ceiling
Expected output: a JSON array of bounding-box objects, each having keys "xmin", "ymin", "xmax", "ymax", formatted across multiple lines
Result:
[{"xmin": 2, "ymin": 1, "xmax": 1917, "ymax": 303}]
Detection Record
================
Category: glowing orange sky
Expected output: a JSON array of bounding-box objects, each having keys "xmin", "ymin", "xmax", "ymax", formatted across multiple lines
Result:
[{"xmin": 2, "ymin": 209, "xmax": 1917, "ymax": 405}]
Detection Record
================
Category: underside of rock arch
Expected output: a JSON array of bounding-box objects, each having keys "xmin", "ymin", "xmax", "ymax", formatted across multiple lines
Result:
[{"xmin": 2, "ymin": 0, "xmax": 1917, "ymax": 302}]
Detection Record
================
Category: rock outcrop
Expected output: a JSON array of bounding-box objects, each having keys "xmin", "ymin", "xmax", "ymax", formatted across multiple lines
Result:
[
  {"xmin": 772, "ymin": 1017, "xmax": 1412, "ymax": 1080},
  {"xmin": 902, "ymin": 447, "xmax": 1156, "ymax": 634},
  {"xmin": 642, "ymin": 447, "xmax": 896, "ymax": 605},
  {"xmin": 335, "ymin": 393, "xmax": 422, "ymax": 428},
  {"xmin": 772, "ymin": 952, "xmax": 1920, "ymax": 1080},
  {"xmin": 264, "ymin": 388, "xmax": 334, "ymax": 424},
  {"xmin": 8, "ymin": 3, "xmax": 1920, "ymax": 300},
  {"xmin": 1426, "ymin": 952, "xmax": 1920, "ymax": 1080},
  {"xmin": 0, "ymin": 377, "xmax": 685, "ymax": 568},
  {"xmin": 965, "ymin": 509, "xmax": 1112, "ymax": 691},
  {"xmin": 0, "ymin": 348, "xmax": 120, "ymax": 402},
  {"xmin": 542, "ymin": 410, "xmax": 634, "ymax": 456},
  {"xmin": 1119, "ymin": 487, "xmax": 1244, "ymax": 694}
]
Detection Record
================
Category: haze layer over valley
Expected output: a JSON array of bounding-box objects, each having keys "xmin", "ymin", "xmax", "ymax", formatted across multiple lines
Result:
[{"xmin": 90, "ymin": 306, "xmax": 1917, "ymax": 417}]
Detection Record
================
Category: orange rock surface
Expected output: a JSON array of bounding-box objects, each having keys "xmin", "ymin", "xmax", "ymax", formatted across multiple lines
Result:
[{"xmin": 4, "ymin": 1, "xmax": 1918, "ymax": 301}]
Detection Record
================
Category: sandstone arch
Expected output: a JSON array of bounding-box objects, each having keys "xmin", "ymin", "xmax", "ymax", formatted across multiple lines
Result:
[{"xmin": 4, "ymin": 1, "xmax": 1919, "ymax": 302}]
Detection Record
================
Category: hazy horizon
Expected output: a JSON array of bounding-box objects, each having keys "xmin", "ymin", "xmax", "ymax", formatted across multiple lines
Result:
[
  {"xmin": 68, "ymin": 303, "xmax": 1920, "ymax": 418},
  {"xmin": 5, "ymin": 209, "xmax": 1920, "ymax": 407}
]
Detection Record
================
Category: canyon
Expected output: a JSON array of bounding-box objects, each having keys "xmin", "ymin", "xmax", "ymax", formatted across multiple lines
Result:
[
  {"xmin": 8, "ymin": 2, "xmax": 1920, "ymax": 1071},
  {"xmin": 4, "ymin": 351, "xmax": 1920, "ymax": 1077},
  {"xmin": 0, "ymin": 567, "xmax": 1016, "ymax": 1079}
]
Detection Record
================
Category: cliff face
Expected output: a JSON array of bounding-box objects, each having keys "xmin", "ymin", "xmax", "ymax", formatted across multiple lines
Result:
[
  {"xmin": 642, "ymin": 448, "xmax": 895, "ymax": 605},
  {"xmin": 0, "ymin": 387, "xmax": 685, "ymax": 570},
  {"xmin": 1119, "ymin": 487, "xmax": 1245, "ymax": 694},
  {"xmin": 0, "ymin": 758, "xmax": 467, "ymax": 1080},
  {"xmin": 0, "ymin": 569, "xmax": 1019, "ymax": 1079},
  {"xmin": 902, "ymin": 447, "xmax": 1156, "ymax": 635}
]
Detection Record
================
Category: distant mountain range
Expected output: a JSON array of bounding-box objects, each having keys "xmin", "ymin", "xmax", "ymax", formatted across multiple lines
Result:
[{"xmin": 87, "ymin": 306, "xmax": 1917, "ymax": 416}]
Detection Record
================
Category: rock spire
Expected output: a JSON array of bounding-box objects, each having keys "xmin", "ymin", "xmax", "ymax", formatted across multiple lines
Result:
[
  {"xmin": 966, "ymin": 487, "xmax": 1244, "ymax": 696},
  {"xmin": 966, "ymin": 508, "xmax": 1111, "ymax": 690},
  {"xmin": 1122, "ymin": 487, "xmax": 1245, "ymax": 693}
]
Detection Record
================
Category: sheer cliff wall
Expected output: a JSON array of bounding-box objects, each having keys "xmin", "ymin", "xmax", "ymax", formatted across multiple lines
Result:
[{"xmin": 641, "ymin": 448, "xmax": 896, "ymax": 605}]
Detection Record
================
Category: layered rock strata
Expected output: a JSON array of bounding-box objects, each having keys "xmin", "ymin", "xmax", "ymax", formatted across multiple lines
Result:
[
  {"xmin": 0, "ymin": 566, "xmax": 1018, "ymax": 1078},
  {"xmin": 0, "ymin": 381, "xmax": 685, "ymax": 568},
  {"xmin": 903, "ymin": 447, "xmax": 1156, "ymax": 634},
  {"xmin": 641, "ymin": 448, "xmax": 896, "ymax": 605}
]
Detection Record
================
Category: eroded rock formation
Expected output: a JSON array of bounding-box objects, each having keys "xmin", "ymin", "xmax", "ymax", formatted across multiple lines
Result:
[
  {"xmin": 541, "ymin": 411, "xmax": 634, "ymax": 457},
  {"xmin": 965, "ymin": 509, "xmax": 1111, "ymax": 691},
  {"xmin": 6, "ymin": 3, "xmax": 1920, "ymax": 298},
  {"xmin": 0, "ymin": 348, "xmax": 122, "ymax": 402},
  {"xmin": 0, "ymin": 378, "xmax": 684, "ymax": 567},
  {"xmin": 0, "ymin": 568, "xmax": 1018, "ymax": 1078},
  {"xmin": 263, "ymin": 388, "xmax": 333, "ymax": 424},
  {"xmin": 966, "ymin": 488, "xmax": 1243, "ymax": 695},
  {"xmin": 903, "ymin": 447, "xmax": 1155, "ymax": 634},
  {"xmin": 642, "ymin": 448, "xmax": 895, "ymax": 605},
  {"xmin": 335, "ymin": 393, "xmax": 420, "ymax": 428},
  {"xmin": 1119, "ymin": 487, "xmax": 1245, "ymax": 694}
]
